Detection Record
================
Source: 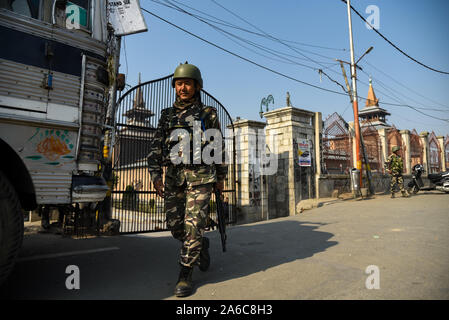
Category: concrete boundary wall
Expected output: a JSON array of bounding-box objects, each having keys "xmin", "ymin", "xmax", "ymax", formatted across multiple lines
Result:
[{"xmin": 233, "ymin": 107, "xmax": 447, "ymax": 223}]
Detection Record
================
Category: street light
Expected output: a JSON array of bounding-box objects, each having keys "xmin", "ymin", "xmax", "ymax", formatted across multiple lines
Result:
[
  {"xmin": 336, "ymin": 46, "xmax": 374, "ymax": 99},
  {"xmin": 356, "ymin": 46, "xmax": 374, "ymax": 66},
  {"xmin": 336, "ymin": 46, "xmax": 373, "ymax": 75}
]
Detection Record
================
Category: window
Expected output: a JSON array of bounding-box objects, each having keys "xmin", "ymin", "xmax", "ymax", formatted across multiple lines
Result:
[{"xmin": 1, "ymin": 0, "xmax": 40, "ymax": 19}]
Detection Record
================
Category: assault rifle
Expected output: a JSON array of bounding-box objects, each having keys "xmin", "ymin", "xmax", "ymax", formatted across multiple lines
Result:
[{"xmin": 213, "ymin": 189, "xmax": 227, "ymax": 252}]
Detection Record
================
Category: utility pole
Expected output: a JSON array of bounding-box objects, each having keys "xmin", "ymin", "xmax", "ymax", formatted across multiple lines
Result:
[
  {"xmin": 346, "ymin": 0, "xmax": 363, "ymax": 187},
  {"xmin": 337, "ymin": 58, "xmax": 375, "ymax": 196}
]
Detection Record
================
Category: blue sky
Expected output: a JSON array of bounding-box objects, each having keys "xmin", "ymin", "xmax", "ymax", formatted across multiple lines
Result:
[{"xmin": 120, "ymin": 0, "xmax": 449, "ymax": 136}]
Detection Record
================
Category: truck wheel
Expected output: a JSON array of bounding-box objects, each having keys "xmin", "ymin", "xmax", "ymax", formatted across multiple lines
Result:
[{"xmin": 0, "ymin": 171, "xmax": 24, "ymax": 286}]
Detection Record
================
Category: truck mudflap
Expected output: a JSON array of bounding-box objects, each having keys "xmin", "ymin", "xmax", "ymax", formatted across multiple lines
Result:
[{"xmin": 72, "ymin": 175, "xmax": 109, "ymax": 203}]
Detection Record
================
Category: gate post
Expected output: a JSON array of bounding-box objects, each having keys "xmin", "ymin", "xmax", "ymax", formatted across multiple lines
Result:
[
  {"xmin": 233, "ymin": 119, "xmax": 267, "ymax": 223},
  {"xmin": 264, "ymin": 106, "xmax": 315, "ymax": 217},
  {"xmin": 437, "ymin": 136, "xmax": 446, "ymax": 171},
  {"xmin": 378, "ymin": 128, "xmax": 388, "ymax": 173},
  {"xmin": 400, "ymin": 130, "xmax": 411, "ymax": 175},
  {"xmin": 419, "ymin": 131, "xmax": 430, "ymax": 176}
]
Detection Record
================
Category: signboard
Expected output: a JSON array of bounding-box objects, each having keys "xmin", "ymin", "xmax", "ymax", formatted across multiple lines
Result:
[
  {"xmin": 297, "ymin": 139, "xmax": 311, "ymax": 167},
  {"xmin": 108, "ymin": 0, "xmax": 148, "ymax": 36}
]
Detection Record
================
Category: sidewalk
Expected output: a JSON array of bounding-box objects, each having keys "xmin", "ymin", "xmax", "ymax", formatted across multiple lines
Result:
[{"xmin": 295, "ymin": 190, "xmax": 378, "ymax": 214}]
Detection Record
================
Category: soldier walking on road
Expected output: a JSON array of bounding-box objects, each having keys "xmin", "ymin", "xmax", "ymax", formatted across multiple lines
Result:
[
  {"xmin": 385, "ymin": 146, "xmax": 409, "ymax": 198},
  {"xmin": 146, "ymin": 63, "xmax": 227, "ymax": 297}
]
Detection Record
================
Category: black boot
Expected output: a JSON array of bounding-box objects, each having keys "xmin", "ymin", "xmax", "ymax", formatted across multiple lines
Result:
[
  {"xmin": 199, "ymin": 237, "xmax": 210, "ymax": 272},
  {"xmin": 174, "ymin": 265, "xmax": 194, "ymax": 297}
]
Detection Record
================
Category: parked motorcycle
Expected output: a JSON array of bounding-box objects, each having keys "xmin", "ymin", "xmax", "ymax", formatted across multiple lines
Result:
[{"xmin": 408, "ymin": 164, "xmax": 449, "ymax": 194}]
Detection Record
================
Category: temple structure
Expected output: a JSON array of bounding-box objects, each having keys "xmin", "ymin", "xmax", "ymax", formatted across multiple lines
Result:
[
  {"xmin": 358, "ymin": 78, "xmax": 391, "ymax": 129},
  {"xmin": 123, "ymin": 73, "xmax": 155, "ymax": 127},
  {"xmin": 117, "ymin": 73, "xmax": 156, "ymax": 167}
]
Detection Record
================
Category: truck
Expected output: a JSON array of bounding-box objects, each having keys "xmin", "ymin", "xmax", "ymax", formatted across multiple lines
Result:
[{"xmin": 0, "ymin": 0, "xmax": 131, "ymax": 286}]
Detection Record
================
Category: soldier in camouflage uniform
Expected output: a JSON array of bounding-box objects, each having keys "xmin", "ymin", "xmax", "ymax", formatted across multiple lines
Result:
[
  {"xmin": 384, "ymin": 146, "xmax": 409, "ymax": 198},
  {"xmin": 146, "ymin": 63, "xmax": 227, "ymax": 297}
]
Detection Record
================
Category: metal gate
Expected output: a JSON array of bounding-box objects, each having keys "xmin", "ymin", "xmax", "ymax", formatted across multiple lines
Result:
[
  {"xmin": 111, "ymin": 74, "xmax": 237, "ymax": 234},
  {"xmin": 322, "ymin": 112, "xmax": 353, "ymax": 174}
]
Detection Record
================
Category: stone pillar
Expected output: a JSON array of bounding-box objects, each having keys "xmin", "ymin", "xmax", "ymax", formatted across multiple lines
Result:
[
  {"xmin": 437, "ymin": 136, "xmax": 446, "ymax": 171},
  {"xmin": 378, "ymin": 128, "xmax": 388, "ymax": 173},
  {"xmin": 264, "ymin": 106, "xmax": 315, "ymax": 217},
  {"xmin": 419, "ymin": 132, "xmax": 430, "ymax": 176},
  {"xmin": 400, "ymin": 130, "xmax": 411, "ymax": 174},
  {"xmin": 232, "ymin": 119, "xmax": 267, "ymax": 223}
]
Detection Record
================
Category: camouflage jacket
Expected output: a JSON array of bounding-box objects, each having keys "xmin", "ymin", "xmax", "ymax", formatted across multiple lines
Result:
[
  {"xmin": 384, "ymin": 154, "xmax": 403, "ymax": 176},
  {"xmin": 146, "ymin": 102, "xmax": 228, "ymax": 187}
]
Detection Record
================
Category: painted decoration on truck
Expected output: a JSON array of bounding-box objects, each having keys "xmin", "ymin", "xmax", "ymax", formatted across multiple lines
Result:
[{"xmin": 24, "ymin": 128, "xmax": 76, "ymax": 166}]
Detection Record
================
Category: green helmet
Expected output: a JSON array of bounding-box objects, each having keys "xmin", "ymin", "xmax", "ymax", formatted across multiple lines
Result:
[
  {"xmin": 392, "ymin": 146, "xmax": 400, "ymax": 153},
  {"xmin": 172, "ymin": 62, "xmax": 203, "ymax": 88}
]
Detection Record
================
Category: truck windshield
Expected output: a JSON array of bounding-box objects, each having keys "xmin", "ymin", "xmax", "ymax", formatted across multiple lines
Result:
[
  {"xmin": 1, "ymin": 0, "xmax": 91, "ymax": 31},
  {"xmin": 1, "ymin": 0, "xmax": 40, "ymax": 19}
]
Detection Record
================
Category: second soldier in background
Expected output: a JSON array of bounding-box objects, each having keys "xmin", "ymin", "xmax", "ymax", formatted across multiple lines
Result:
[
  {"xmin": 146, "ymin": 63, "xmax": 227, "ymax": 297},
  {"xmin": 385, "ymin": 145, "xmax": 409, "ymax": 198}
]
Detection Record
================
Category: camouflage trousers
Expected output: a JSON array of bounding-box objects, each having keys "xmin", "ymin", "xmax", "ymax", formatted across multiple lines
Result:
[
  {"xmin": 390, "ymin": 175, "xmax": 405, "ymax": 193},
  {"xmin": 165, "ymin": 182, "xmax": 213, "ymax": 267}
]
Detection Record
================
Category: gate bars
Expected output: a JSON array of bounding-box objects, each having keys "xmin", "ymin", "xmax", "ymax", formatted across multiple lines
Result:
[{"xmin": 111, "ymin": 74, "xmax": 237, "ymax": 234}]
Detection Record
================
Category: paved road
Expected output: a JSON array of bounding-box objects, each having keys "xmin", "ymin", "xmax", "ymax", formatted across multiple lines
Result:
[{"xmin": 1, "ymin": 191, "xmax": 448, "ymax": 300}]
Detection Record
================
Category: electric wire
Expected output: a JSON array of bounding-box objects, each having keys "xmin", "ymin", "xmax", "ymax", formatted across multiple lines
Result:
[
  {"xmin": 342, "ymin": 0, "xmax": 449, "ymax": 75},
  {"xmin": 209, "ymin": 0, "xmax": 336, "ymax": 73},
  {"xmin": 140, "ymin": 7, "xmax": 350, "ymax": 97},
  {"xmin": 151, "ymin": 0, "xmax": 449, "ymax": 119},
  {"xmin": 356, "ymin": 72, "xmax": 449, "ymax": 121},
  {"xmin": 154, "ymin": 0, "xmax": 351, "ymax": 94},
  {"xmin": 208, "ymin": 0, "xmax": 353, "ymax": 95},
  {"xmin": 155, "ymin": 0, "xmax": 347, "ymax": 52},
  {"xmin": 362, "ymin": 60, "xmax": 449, "ymax": 110},
  {"xmin": 153, "ymin": 0, "xmax": 326, "ymax": 70},
  {"xmin": 359, "ymin": 70, "xmax": 449, "ymax": 112},
  {"xmin": 140, "ymin": 7, "xmax": 449, "ymax": 123},
  {"xmin": 163, "ymin": 1, "xmax": 350, "ymax": 94},
  {"xmin": 153, "ymin": 0, "xmax": 344, "ymax": 62}
]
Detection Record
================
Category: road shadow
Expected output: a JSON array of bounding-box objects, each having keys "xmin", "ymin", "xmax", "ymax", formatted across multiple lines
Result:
[
  {"xmin": 1, "ymin": 219, "xmax": 337, "ymax": 300},
  {"xmin": 195, "ymin": 220, "xmax": 337, "ymax": 293}
]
